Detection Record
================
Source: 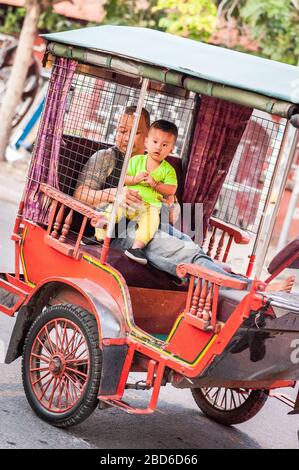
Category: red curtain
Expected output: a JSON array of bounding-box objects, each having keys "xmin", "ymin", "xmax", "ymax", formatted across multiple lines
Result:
[
  {"xmin": 23, "ymin": 57, "xmax": 77, "ymax": 224},
  {"xmin": 183, "ymin": 96, "xmax": 253, "ymax": 233}
]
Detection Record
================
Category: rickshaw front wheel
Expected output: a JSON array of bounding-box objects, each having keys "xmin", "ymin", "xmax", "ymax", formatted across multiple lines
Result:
[
  {"xmin": 191, "ymin": 387, "xmax": 268, "ymax": 425},
  {"xmin": 22, "ymin": 304, "xmax": 102, "ymax": 428}
]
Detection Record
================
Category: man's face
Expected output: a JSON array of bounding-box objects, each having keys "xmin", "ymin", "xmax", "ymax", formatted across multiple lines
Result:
[{"xmin": 116, "ymin": 113, "xmax": 148, "ymax": 156}]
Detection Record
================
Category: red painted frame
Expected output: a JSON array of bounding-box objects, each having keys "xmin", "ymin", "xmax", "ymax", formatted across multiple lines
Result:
[{"xmin": 2, "ymin": 215, "xmax": 294, "ymax": 414}]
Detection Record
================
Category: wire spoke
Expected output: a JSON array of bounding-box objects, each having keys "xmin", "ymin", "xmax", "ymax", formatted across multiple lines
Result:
[
  {"xmin": 30, "ymin": 366, "xmax": 50, "ymax": 373},
  {"xmin": 31, "ymin": 353, "xmax": 51, "ymax": 363},
  {"xmin": 66, "ymin": 357, "xmax": 89, "ymax": 365},
  {"xmin": 65, "ymin": 366, "xmax": 88, "ymax": 379},
  {"xmin": 64, "ymin": 328, "xmax": 79, "ymax": 356},
  {"xmin": 32, "ymin": 371, "xmax": 51, "ymax": 386},
  {"xmin": 60, "ymin": 321, "xmax": 68, "ymax": 354},
  {"xmin": 48, "ymin": 377, "xmax": 61, "ymax": 409},
  {"xmin": 39, "ymin": 376, "xmax": 55, "ymax": 401},
  {"xmin": 65, "ymin": 338, "xmax": 85, "ymax": 360},
  {"xmin": 36, "ymin": 337, "xmax": 52, "ymax": 358},
  {"xmin": 44, "ymin": 325, "xmax": 56, "ymax": 356},
  {"xmin": 64, "ymin": 372, "xmax": 84, "ymax": 393},
  {"xmin": 213, "ymin": 388, "xmax": 221, "ymax": 407},
  {"xmin": 57, "ymin": 377, "xmax": 66, "ymax": 409},
  {"xmin": 231, "ymin": 390, "xmax": 238, "ymax": 409}
]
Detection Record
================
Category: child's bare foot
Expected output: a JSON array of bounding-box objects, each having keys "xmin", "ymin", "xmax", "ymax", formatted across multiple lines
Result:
[{"xmin": 265, "ymin": 275, "xmax": 295, "ymax": 293}]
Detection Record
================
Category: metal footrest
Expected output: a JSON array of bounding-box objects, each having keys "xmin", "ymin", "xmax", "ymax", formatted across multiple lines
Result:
[{"xmin": 98, "ymin": 397, "xmax": 155, "ymax": 415}]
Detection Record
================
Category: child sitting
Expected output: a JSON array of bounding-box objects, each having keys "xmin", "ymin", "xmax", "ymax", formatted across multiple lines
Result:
[{"xmin": 95, "ymin": 119, "xmax": 178, "ymax": 264}]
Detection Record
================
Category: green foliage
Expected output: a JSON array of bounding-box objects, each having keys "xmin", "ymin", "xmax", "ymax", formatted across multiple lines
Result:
[
  {"xmin": 0, "ymin": 5, "xmax": 84, "ymax": 35},
  {"xmin": 0, "ymin": 7, "xmax": 26, "ymax": 34},
  {"xmin": 239, "ymin": 0, "xmax": 299, "ymax": 64},
  {"xmin": 38, "ymin": 8, "xmax": 83, "ymax": 32},
  {"xmin": 104, "ymin": 0, "xmax": 162, "ymax": 28},
  {"xmin": 154, "ymin": 0, "xmax": 217, "ymax": 40}
]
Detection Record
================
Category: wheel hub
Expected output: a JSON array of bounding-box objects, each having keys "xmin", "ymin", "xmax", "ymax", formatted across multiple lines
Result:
[{"xmin": 49, "ymin": 355, "xmax": 65, "ymax": 376}]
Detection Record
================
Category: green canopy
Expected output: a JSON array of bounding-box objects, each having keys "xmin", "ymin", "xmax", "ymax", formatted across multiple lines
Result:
[{"xmin": 43, "ymin": 25, "xmax": 299, "ymax": 105}]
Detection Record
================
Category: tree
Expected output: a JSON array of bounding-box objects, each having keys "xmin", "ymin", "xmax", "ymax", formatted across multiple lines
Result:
[
  {"xmin": 239, "ymin": 0, "xmax": 299, "ymax": 64},
  {"xmin": 104, "ymin": 0, "xmax": 162, "ymax": 28},
  {"xmin": 215, "ymin": 0, "xmax": 299, "ymax": 64},
  {"xmin": 151, "ymin": 0, "xmax": 299, "ymax": 64},
  {"xmin": 0, "ymin": 0, "xmax": 67, "ymax": 161}
]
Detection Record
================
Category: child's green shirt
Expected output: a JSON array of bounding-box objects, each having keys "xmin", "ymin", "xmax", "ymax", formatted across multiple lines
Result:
[{"xmin": 126, "ymin": 154, "xmax": 178, "ymax": 207}]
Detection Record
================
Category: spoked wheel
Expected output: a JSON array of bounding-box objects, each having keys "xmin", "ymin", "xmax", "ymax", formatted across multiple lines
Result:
[
  {"xmin": 22, "ymin": 304, "xmax": 102, "ymax": 427},
  {"xmin": 191, "ymin": 387, "xmax": 268, "ymax": 425}
]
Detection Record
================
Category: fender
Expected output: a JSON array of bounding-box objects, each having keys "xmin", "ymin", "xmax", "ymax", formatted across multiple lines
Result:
[{"xmin": 5, "ymin": 276, "xmax": 128, "ymax": 364}]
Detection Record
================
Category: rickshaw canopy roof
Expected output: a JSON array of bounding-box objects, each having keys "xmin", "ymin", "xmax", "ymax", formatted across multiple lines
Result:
[{"xmin": 43, "ymin": 25, "xmax": 299, "ymax": 104}]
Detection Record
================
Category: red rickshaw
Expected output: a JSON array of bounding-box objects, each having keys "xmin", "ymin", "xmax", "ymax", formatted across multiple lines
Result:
[{"xmin": 1, "ymin": 25, "xmax": 299, "ymax": 428}]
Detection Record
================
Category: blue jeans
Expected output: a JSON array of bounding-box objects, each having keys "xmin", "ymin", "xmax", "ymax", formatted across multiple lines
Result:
[
  {"xmin": 160, "ymin": 223, "xmax": 193, "ymax": 243},
  {"xmin": 111, "ymin": 224, "xmax": 251, "ymax": 288}
]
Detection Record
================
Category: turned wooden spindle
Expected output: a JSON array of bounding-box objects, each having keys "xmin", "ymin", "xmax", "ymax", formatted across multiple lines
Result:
[
  {"xmin": 197, "ymin": 280, "xmax": 208, "ymax": 318},
  {"xmin": 202, "ymin": 283, "xmax": 213, "ymax": 321},
  {"xmin": 59, "ymin": 209, "xmax": 74, "ymax": 243},
  {"xmin": 215, "ymin": 231, "xmax": 226, "ymax": 260},
  {"xmin": 207, "ymin": 227, "xmax": 217, "ymax": 257},
  {"xmin": 190, "ymin": 278, "xmax": 201, "ymax": 316},
  {"xmin": 51, "ymin": 204, "xmax": 65, "ymax": 239},
  {"xmin": 223, "ymin": 235, "xmax": 233, "ymax": 263}
]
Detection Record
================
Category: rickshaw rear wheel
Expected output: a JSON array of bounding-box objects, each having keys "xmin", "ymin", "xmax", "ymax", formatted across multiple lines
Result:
[
  {"xmin": 22, "ymin": 304, "xmax": 102, "ymax": 428},
  {"xmin": 191, "ymin": 387, "xmax": 268, "ymax": 425}
]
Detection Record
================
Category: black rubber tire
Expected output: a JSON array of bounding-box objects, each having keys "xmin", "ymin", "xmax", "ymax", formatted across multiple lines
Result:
[
  {"xmin": 191, "ymin": 387, "xmax": 268, "ymax": 426},
  {"xmin": 22, "ymin": 304, "xmax": 102, "ymax": 428}
]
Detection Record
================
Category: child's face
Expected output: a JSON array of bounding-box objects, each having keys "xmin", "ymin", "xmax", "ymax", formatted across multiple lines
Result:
[{"xmin": 146, "ymin": 128, "xmax": 176, "ymax": 163}]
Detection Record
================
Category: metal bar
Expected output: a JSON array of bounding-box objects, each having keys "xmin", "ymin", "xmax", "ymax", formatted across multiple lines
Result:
[
  {"xmin": 100, "ymin": 78, "xmax": 150, "ymax": 264},
  {"xmin": 47, "ymin": 43, "xmax": 298, "ymax": 119},
  {"xmin": 277, "ymin": 160, "xmax": 299, "ymax": 251},
  {"xmin": 246, "ymin": 254, "xmax": 256, "ymax": 277},
  {"xmin": 253, "ymin": 122, "xmax": 298, "ymax": 278}
]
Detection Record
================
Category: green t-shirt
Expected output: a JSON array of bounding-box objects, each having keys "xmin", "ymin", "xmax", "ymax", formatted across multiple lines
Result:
[{"xmin": 126, "ymin": 154, "xmax": 178, "ymax": 207}]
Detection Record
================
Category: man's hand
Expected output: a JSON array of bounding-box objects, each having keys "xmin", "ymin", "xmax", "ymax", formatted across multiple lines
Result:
[{"xmin": 118, "ymin": 187, "xmax": 143, "ymax": 210}]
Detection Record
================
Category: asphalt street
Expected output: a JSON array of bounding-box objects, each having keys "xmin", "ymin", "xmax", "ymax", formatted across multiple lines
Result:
[{"xmin": 0, "ymin": 200, "xmax": 298, "ymax": 449}]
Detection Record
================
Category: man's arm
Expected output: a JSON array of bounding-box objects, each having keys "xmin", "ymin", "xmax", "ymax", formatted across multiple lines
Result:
[
  {"xmin": 74, "ymin": 148, "xmax": 143, "ymax": 209},
  {"xmin": 74, "ymin": 149, "xmax": 116, "ymax": 207}
]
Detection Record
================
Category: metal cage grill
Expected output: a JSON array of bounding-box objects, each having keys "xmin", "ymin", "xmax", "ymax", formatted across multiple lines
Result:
[
  {"xmin": 25, "ymin": 61, "xmax": 287, "ymax": 249},
  {"xmin": 59, "ymin": 70, "xmax": 196, "ymax": 208},
  {"xmin": 215, "ymin": 112, "xmax": 286, "ymax": 234}
]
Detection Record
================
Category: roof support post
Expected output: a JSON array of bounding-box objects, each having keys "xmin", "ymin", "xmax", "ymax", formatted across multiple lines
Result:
[{"xmin": 100, "ymin": 78, "xmax": 150, "ymax": 264}]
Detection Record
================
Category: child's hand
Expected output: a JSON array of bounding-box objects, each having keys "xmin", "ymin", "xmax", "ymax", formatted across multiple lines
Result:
[
  {"xmin": 163, "ymin": 195, "xmax": 175, "ymax": 206},
  {"xmin": 144, "ymin": 175, "xmax": 158, "ymax": 188},
  {"xmin": 134, "ymin": 171, "xmax": 148, "ymax": 184}
]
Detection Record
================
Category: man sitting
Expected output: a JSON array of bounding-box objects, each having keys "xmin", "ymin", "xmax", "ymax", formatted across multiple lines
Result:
[{"xmin": 74, "ymin": 106, "xmax": 294, "ymax": 293}]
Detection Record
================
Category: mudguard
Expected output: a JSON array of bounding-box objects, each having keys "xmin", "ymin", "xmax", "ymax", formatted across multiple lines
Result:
[{"xmin": 5, "ymin": 277, "xmax": 131, "ymax": 395}]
